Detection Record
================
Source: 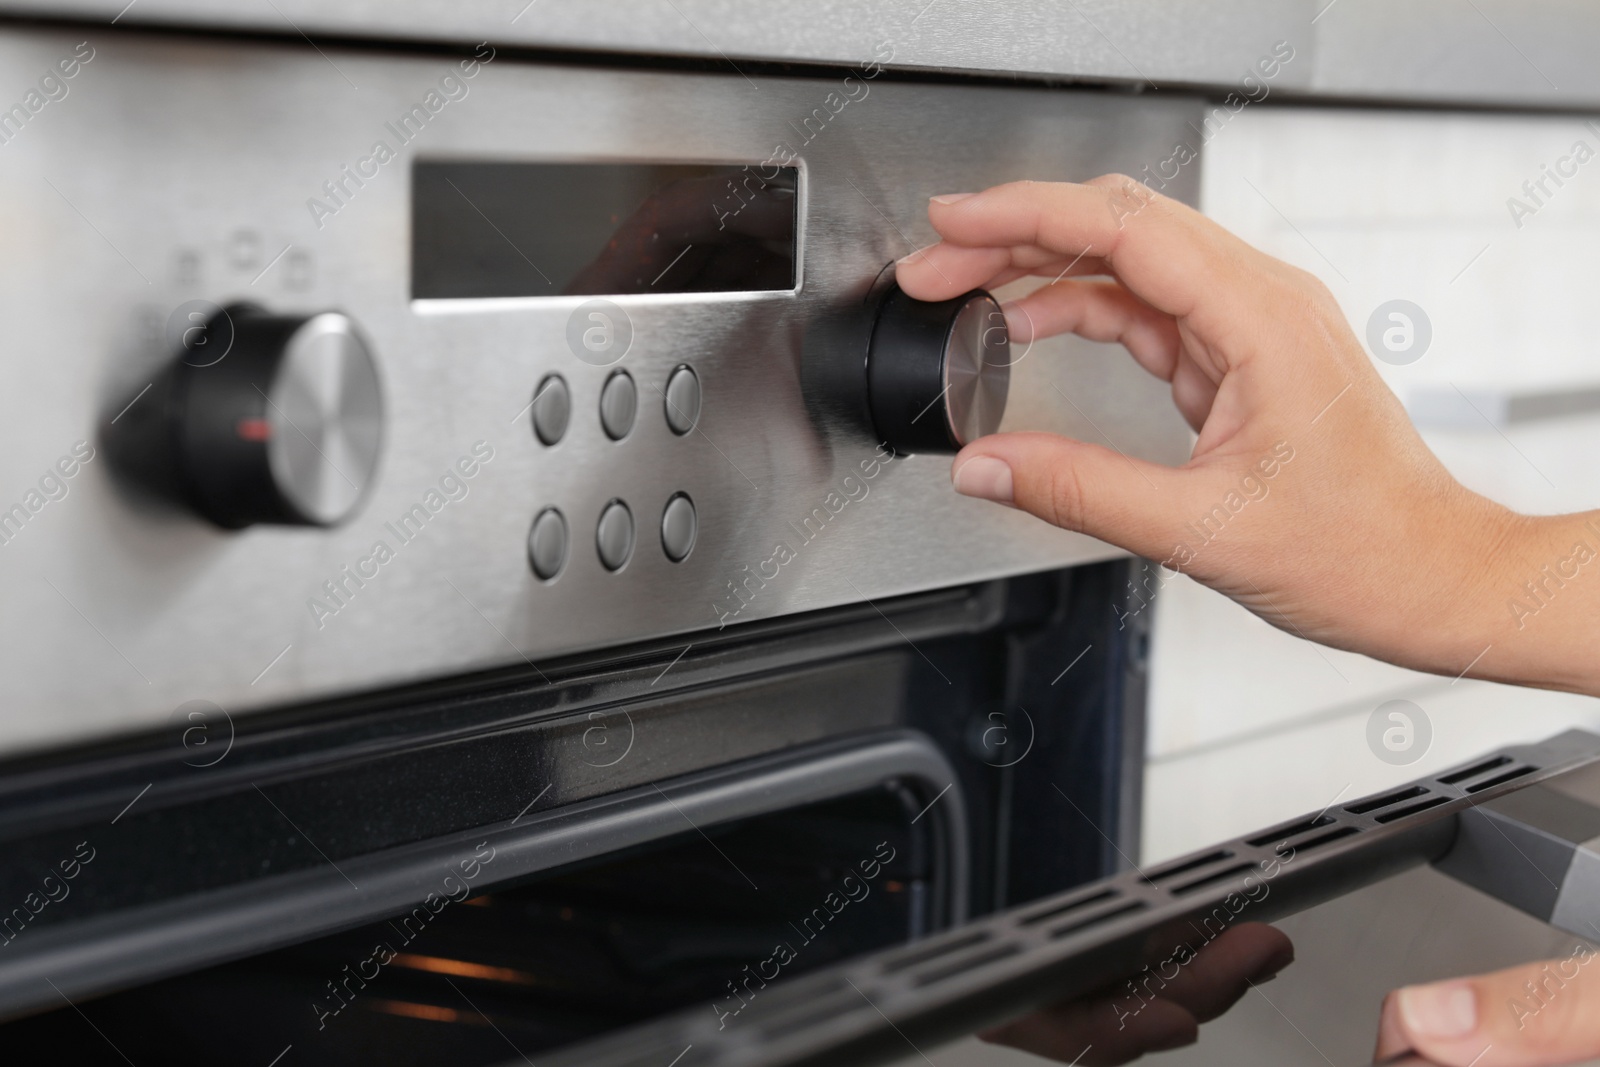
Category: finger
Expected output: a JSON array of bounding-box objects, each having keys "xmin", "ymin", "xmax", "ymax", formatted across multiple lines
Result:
[
  {"xmin": 920, "ymin": 177, "xmax": 1257, "ymax": 325},
  {"xmin": 981, "ymin": 997, "xmax": 1196, "ymax": 1066},
  {"xmin": 895, "ymin": 242, "xmax": 1011, "ymax": 299},
  {"xmin": 970, "ymin": 254, "xmax": 1110, "ymax": 292},
  {"xmin": 896, "ymin": 239, "xmax": 1113, "ymax": 302},
  {"xmin": 1002, "ymin": 279, "xmax": 1182, "ymax": 384},
  {"xmin": 1141, "ymin": 924, "xmax": 1295, "ymax": 1023},
  {"xmin": 1375, "ymin": 951, "xmax": 1600, "ymax": 1067},
  {"xmin": 950, "ymin": 432, "xmax": 1223, "ymax": 562},
  {"xmin": 981, "ymin": 265, "xmax": 1037, "ymax": 290}
]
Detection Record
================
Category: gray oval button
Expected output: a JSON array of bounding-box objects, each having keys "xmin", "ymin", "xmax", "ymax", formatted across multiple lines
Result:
[
  {"xmin": 660, "ymin": 493, "xmax": 697, "ymax": 562},
  {"xmin": 596, "ymin": 499, "xmax": 634, "ymax": 571},
  {"xmin": 527, "ymin": 507, "xmax": 568, "ymax": 580},
  {"xmin": 600, "ymin": 370, "xmax": 637, "ymax": 441},
  {"xmin": 664, "ymin": 364, "xmax": 701, "ymax": 435},
  {"xmin": 531, "ymin": 374, "xmax": 570, "ymax": 446}
]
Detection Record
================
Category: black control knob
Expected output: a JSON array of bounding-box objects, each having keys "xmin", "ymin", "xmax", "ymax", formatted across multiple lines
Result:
[
  {"xmin": 867, "ymin": 285, "xmax": 1010, "ymax": 452},
  {"xmin": 107, "ymin": 304, "xmax": 383, "ymax": 529}
]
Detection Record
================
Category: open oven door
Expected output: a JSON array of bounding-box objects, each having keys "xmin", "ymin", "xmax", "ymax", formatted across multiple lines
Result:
[
  {"xmin": 7, "ymin": 708, "xmax": 1597, "ymax": 1067},
  {"xmin": 529, "ymin": 729, "xmax": 1600, "ymax": 1067},
  {"xmin": 0, "ymin": 571, "xmax": 1150, "ymax": 1066}
]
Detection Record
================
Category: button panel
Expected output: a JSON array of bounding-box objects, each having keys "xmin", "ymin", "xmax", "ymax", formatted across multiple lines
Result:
[
  {"xmin": 599, "ymin": 370, "xmax": 637, "ymax": 441},
  {"xmin": 663, "ymin": 364, "xmax": 701, "ymax": 435},
  {"xmin": 531, "ymin": 374, "xmax": 570, "ymax": 446},
  {"xmin": 530, "ymin": 366, "xmax": 701, "ymax": 582},
  {"xmin": 595, "ymin": 499, "xmax": 635, "ymax": 572},
  {"xmin": 660, "ymin": 493, "xmax": 697, "ymax": 562}
]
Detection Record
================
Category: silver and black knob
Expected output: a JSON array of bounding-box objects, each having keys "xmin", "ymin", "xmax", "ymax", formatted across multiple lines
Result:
[
  {"xmin": 106, "ymin": 303, "xmax": 383, "ymax": 529},
  {"xmin": 866, "ymin": 284, "xmax": 1011, "ymax": 452}
]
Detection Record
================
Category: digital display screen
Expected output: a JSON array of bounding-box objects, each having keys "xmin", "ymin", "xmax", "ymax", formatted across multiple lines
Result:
[{"xmin": 412, "ymin": 162, "xmax": 798, "ymax": 298}]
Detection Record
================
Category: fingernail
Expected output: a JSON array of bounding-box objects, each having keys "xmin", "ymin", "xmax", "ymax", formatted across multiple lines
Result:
[
  {"xmin": 930, "ymin": 192, "xmax": 975, "ymax": 205},
  {"xmin": 1398, "ymin": 983, "xmax": 1477, "ymax": 1039},
  {"xmin": 896, "ymin": 242, "xmax": 938, "ymax": 266},
  {"xmin": 953, "ymin": 456, "xmax": 1013, "ymax": 504}
]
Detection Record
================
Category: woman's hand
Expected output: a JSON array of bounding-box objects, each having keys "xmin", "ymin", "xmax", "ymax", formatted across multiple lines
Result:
[
  {"xmin": 1377, "ymin": 953, "xmax": 1600, "ymax": 1066},
  {"xmin": 982, "ymin": 923, "xmax": 1293, "ymax": 1065},
  {"xmin": 895, "ymin": 177, "xmax": 1600, "ymax": 697}
]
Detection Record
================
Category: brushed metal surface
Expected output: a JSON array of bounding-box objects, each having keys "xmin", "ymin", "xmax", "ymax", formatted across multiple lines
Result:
[
  {"xmin": 266, "ymin": 311, "xmax": 383, "ymax": 525},
  {"xmin": 20, "ymin": 0, "xmax": 1600, "ymax": 109},
  {"xmin": 0, "ymin": 0, "xmax": 1310, "ymax": 90},
  {"xmin": 0, "ymin": 26, "xmax": 1196, "ymax": 754},
  {"xmin": 943, "ymin": 292, "xmax": 1009, "ymax": 447}
]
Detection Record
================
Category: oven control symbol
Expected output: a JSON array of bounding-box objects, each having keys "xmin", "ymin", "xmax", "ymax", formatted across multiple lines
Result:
[
  {"xmin": 106, "ymin": 303, "xmax": 384, "ymax": 529},
  {"xmin": 866, "ymin": 284, "xmax": 1010, "ymax": 452}
]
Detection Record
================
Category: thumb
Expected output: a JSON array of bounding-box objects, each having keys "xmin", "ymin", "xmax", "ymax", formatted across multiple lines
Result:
[
  {"xmin": 1375, "ymin": 950, "xmax": 1600, "ymax": 1067},
  {"xmin": 950, "ymin": 432, "xmax": 1215, "ymax": 564}
]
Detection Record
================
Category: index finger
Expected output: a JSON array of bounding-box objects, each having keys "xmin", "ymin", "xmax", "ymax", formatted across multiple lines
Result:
[{"xmin": 896, "ymin": 177, "xmax": 1252, "ymax": 322}]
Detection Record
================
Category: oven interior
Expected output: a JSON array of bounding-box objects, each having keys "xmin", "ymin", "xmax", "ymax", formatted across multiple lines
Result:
[{"xmin": 2, "ymin": 785, "xmax": 931, "ymax": 1065}]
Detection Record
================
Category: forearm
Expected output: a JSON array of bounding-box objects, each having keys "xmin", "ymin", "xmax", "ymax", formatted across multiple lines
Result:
[{"xmin": 1458, "ymin": 507, "xmax": 1600, "ymax": 697}]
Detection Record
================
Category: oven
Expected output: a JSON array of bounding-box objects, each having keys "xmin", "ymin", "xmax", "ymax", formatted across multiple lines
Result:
[
  {"xmin": 0, "ymin": 11, "xmax": 1198, "ymax": 1065},
  {"xmin": 4, "ymin": 6, "xmax": 1600, "ymax": 1066}
]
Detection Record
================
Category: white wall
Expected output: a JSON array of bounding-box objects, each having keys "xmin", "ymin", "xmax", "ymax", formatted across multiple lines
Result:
[{"xmin": 1144, "ymin": 107, "xmax": 1600, "ymax": 863}]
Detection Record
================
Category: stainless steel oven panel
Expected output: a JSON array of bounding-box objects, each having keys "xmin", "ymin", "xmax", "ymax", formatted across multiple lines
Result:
[{"xmin": 0, "ymin": 27, "xmax": 1196, "ymax": 753}]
